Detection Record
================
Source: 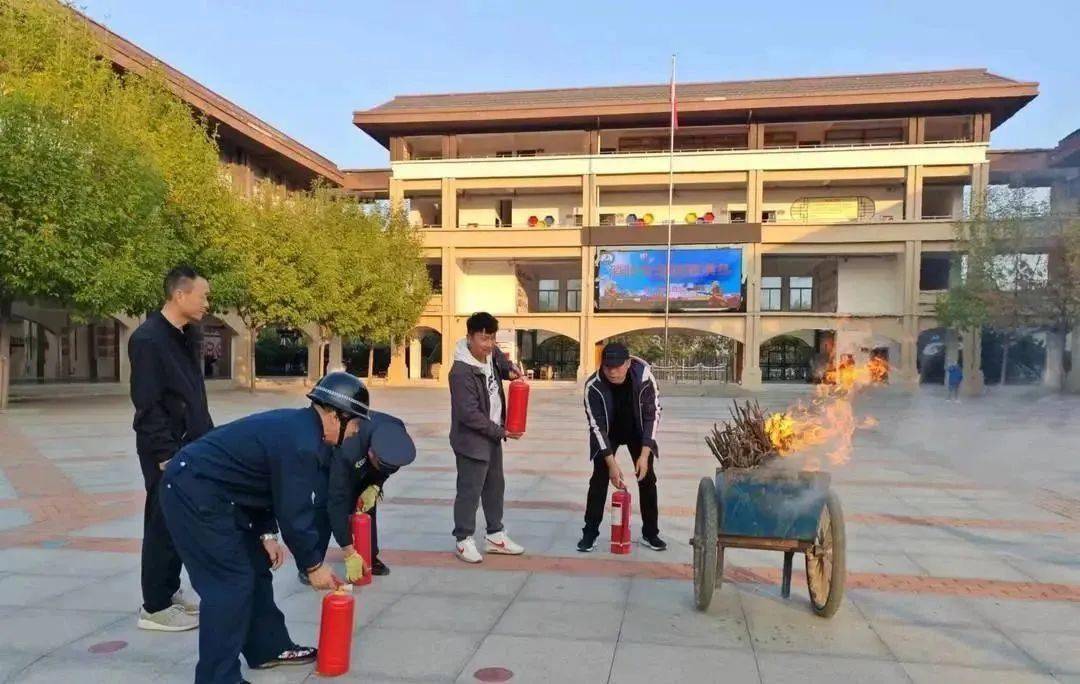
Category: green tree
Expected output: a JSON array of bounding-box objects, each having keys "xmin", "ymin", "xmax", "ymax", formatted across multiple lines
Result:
[
  {"xmin": 937, "ymin": 188, "xmax": 1080, "ymax": 391},
  {"xmin": 0, "ymin": 0, "xmax": 241, "ymax": 406}
]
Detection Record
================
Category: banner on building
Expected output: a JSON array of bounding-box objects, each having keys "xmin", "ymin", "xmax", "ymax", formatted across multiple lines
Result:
[{"xmin": 595, "ymin": 246, "xmax": 744, "ymax": 312}]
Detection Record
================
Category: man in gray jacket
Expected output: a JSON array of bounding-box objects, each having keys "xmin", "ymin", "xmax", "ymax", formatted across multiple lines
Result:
[{"xmin": 449, "ymin": 312, "xmax": 525, "ymax": 563}]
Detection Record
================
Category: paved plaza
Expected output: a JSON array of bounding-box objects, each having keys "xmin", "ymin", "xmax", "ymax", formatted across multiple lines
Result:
[{"xmin": 0, "ymin": 383, "xmax": 1078, "ymax": 683}]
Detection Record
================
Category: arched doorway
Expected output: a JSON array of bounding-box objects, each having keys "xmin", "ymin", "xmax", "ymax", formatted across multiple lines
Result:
[
  {"xmin": 199, "ymin": 315, "xmax": 234, "ymax": 379},
  {"xmin": 343, "ymin": 339, "xmax": 390, "ymax": 379},
  {"xmin": 255, "ymin": 326, "xmax": 310, "ymax": 377},
  {"xmin": 405, "ymin": 327, "xmax": 443, "ymax": 380},
  {"xmin": 606, "ymin": 327, "xmax": 738, "ymax": 384},
  {"xmin": 517, "ymin": 329, "xmax": 580, "ymax": 381},
  {"xmin": 760, "ymin": 335, "xmax": 814, "ymax": 382},
  {"xmin": 7, "ymin": 305, "xmax": 126, "ymax": 384}
]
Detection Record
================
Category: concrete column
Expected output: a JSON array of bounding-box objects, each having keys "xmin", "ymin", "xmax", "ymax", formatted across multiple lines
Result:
[
  {"xmin": 408, "ymin": 336, "xmax": 422, "ymax": 380},
  {"xmin": 586, "ymin": 130, "xmax": 600, "ymax": 155},
  {"xmin": 1043, "ymin": 329, "xmax": 1065, "ymax": 390},
  {"xmin": 441, "ymin": 178, "xmax": 457, "ymax": 229},
  {"xmin": 387, "ymin": 338, "xmax": 407, "ymax": 385},
  {"xmin": 1067, "ymin": 325, "xmax": 1080, "ymax": 393},
  {"xmin": 898, "ymin": 241, "xmax": 921, "ymax": 389},
  {"xmin": 114, "ymin": 314, "xmax": 143, "ymax": 386},
  {"xmin": 582, "ymin": 174, "xmax": 597, "ymax": 227},
  {"xmin": 578, "ymin": 245, "xmax": 595, "ymax": 380},
  {"xmin": 440, "ymin": 135, "xmax": 458, "ymax": 159},
  {"xmin": 326, "ymin": 336, "xmax": 344, "ymax": 373},
  {"xmin": 440, "ymin": 246, "xmax": 457, "ymax": 384},
  {"xmin": 0, "ymin": 319, "xmax": 9, "ymax": 411},
  {"xmin": 904, "ymin": 166, "xmax": 923, "ymax": 221},
  {"xmin": 970, "ymin": 162, "xmax": 990, "ymax": 215},
  {"xmin": 748, "ymin": 123, "xmax": 764, "ymax": 149},
  {"xmin": 747, "ymin": 170, "xmax": 763, "ymax": 224},
  {"xmin": 389, "ymin": 178, "xmax": 405, "ymax": 214},
  {"xmin": 389, "ymin": 137, "xmax": 407, "ymax": 161},
  {"xmin": 961, "ymin": 327, "xmax": 985, "ymax": 397},
  {"xmin": 741, "ymin": 242, "xmax": 762, "ymax": 389},
  {"xmin": 907, "ymin": 116, "xmax": 926, "ymax": 144}
]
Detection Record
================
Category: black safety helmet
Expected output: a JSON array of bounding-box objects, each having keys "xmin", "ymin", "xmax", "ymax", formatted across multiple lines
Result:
[{"xmin": 307, "ymin": 372, "xmax": 370, "ymax": 420}]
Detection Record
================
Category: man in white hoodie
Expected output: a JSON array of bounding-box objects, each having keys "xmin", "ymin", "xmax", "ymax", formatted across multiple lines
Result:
[{"xmin": 447, "ymin": 312, "xmax": 526, "ymax": 563}]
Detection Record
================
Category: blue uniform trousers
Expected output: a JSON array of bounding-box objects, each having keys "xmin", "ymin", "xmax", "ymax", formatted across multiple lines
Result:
[{"xmin": 161, "ymin": 467, "xmax": 293, "ymax": 684}]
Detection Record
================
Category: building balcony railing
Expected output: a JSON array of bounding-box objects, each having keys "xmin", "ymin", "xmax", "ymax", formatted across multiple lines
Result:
[{"xmin": 392, "ymin": 141, "xmax": 988, "ymax": 181}]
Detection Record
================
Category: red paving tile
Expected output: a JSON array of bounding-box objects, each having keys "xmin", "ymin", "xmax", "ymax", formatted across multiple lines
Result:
[{"xmin": 52, "ymin": 535, "xmax": 1080, "ymax": 602}]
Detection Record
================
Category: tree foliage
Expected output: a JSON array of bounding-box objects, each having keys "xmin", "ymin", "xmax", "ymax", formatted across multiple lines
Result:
[
  {"xmin": 0, "ymin": 0, "xmax": 238, "ymax": 315},
  {"xmin": 937, "ymin": 188, "xmax": 1080, "ymax": 389}
]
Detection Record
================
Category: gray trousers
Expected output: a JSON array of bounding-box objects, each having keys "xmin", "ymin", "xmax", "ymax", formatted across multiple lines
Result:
[{"xmin": 453, "ymin": 446, "xmax": 505, "ymax": 540}]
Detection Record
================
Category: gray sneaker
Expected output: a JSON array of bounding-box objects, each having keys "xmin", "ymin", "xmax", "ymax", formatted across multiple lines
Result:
[
  {"xmin": 172, "ymin": 589, "xmax": 199, "ymax": 615},
  {"xmin": 137, "ymin": 604, "xmax": 199, "ymax": 632}
]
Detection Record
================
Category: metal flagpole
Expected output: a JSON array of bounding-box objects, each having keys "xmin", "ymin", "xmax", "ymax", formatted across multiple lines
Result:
[{"xmin": 663, "ymin": 54, "xmax": 676, "ymax": 363}]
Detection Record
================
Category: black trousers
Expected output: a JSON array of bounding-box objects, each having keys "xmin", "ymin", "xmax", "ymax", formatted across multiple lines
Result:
[
  {"xmin": 583, "ymin": 442, "xmax": 659, "ymax": 539},
  {"xmin": 161, "ymin": 468, "xmax": 293, "ymax": 684},
  {"xmin": 139, "ymin": 458, "xmax": 182, "ymax": 613}
]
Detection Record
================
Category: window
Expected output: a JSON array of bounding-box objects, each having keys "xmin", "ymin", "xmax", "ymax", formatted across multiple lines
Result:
[
  {"xmin": 764, "ymin": 131, "xmax": 797, "ymax": 147},
  {"xmin": 919, "ymin": 254, "xmax": 952, "ymax": 290},
  {"xmin": 824, "ymin": 129, "xmax": 864, "ymax": 145},
  {"xmin": 789, "ymin": 276, "xmax": 813, "ymax": 311},
  {"xmin": 761, "ymin": 210, "xmax": 777, "ymax": 223},
  {"xmin": 538, "ymin": 279, "xmax": 561, "ymax": 312},
  {"xmin": 761, "ymin": 277, "xmax": 782, "ymax": 311},
  {"xmin": 497, "ymin": 200, "xmax": 512, "ymax": 227},
  {"xmin": 566, "ymin": 279, "xmax": 582, "ymax": 312},
  {"xmin": 729, "ymin": 210, "xmax": 747, "ymax": 223},
  {"xmin": 425, "ymin": 264, "xmax": 443, "ymax": 293}
]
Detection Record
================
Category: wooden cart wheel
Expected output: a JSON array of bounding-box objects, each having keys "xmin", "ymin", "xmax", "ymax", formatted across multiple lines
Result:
[
  {"xmin": 805, "ymin": 490, "xmax": 846, "ymax": 618},
  {"xmin": 692, "ymin": 477, "xmax": 718, "ymax": 611}
]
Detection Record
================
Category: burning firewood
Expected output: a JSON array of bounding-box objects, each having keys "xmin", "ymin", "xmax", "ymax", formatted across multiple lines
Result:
[{"xmin": 706, "ymin": 400, "xmax": 787, "ymax": 470}]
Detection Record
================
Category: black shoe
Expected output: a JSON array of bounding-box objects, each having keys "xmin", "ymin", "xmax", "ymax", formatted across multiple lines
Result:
[
  {"xmin": 251, "ymin": 645, "xmax": 317, "ymax": 669},
  {"xmin": 371, "ymin": 557, "xmax": 390, "ymax": 576},
  {"xmin": 577, "ymin": 532, "xmax": 598, "ymax": 553},
  {"xmin": 297, "ymin": 570, "xmax": 310, "ymax": 586},
  {"xmin": 640, "ymin": 534, "xmax": 667, "ymax": 551}
]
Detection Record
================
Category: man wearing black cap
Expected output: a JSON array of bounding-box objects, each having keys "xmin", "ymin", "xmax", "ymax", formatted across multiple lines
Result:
[
  {"xmin": 579, "ymin": 342, "xmax": 666, "ymax": 553},
  {"xmin": 326, "ymin": 409, "xmax": 417, "ymax": 580}
]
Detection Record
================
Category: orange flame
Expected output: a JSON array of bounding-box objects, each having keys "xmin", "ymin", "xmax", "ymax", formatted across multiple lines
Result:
[{"xmin": 765, "ymin": 355, "xmax": 884, "ymax": 468}]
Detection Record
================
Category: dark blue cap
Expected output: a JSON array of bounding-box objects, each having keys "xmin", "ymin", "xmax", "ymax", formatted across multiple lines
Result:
[
  {"xmin": 601, "ymin": 342, "xmax": 630, "ymax": 367},
  {"xmin": 369, "ymin": 414, "xmax": 416, "ymax": 469}
]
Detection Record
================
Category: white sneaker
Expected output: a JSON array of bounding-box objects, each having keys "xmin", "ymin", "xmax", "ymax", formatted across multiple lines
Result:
[
  {"xmin": 172, "ymin": 589, "xmax": 199, "ymax": 615},
  {"xmin": 455, "ymin": 537, "xmax": 483, "ymax": 564},
  {"xmin": 137, "ymin": 604, "xmax": 199, "ymax": 632},
  {"xmin": 484, "ymin": 531, "xmax": 525, "ymax": 556}
]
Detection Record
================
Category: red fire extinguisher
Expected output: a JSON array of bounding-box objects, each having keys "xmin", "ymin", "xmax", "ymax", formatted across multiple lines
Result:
[
  {"xmin": 316, "ymin": 585, "xmax": 355, "ymax": 676},
  {"xmin": 505, "ymin": 378, "xmax": 530, "ymax": 434},
  {"xmin": 610, "ymin": 488, "xmax": 631, "ymax": 554},
  {"xmin": 350, "ymin": 511, "xmax": 372, "ymax": 587}
]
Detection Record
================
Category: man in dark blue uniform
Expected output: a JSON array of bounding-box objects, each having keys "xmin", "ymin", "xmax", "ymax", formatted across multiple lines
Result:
[
  {"xmin": 326, "ymin": 410, "xmax": 417, "ymax": 581},
  {"xmin": 160, "ymin": 372, "xmax": 367, "ymax": 684}
]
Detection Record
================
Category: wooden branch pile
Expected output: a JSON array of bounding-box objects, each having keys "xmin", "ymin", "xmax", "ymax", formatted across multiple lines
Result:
[{"xmin": 705, "ymin": 400, "xmax": 779, "ymax": 470}]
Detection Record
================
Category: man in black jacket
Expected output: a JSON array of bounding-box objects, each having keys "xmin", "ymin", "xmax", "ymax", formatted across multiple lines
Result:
[
  {"xmin": 579, "ymin": 342, "xmax": 667, "ymax": 553},
  {"xmin": 448, "ymin": 312, "xmax": 525, "ymax": 564},
  {"xmin": 128, "ymin": 265, "xmax": 213, "ymax": 631},
  {"xmin": 326, "ymin": 408, "xmax": 417, "ymax": 581}
]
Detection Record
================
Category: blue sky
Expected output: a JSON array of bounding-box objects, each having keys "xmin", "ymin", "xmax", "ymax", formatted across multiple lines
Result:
[{"xmin": 80, "ymin": 0, "xmax": 1078, "ymax": 170}]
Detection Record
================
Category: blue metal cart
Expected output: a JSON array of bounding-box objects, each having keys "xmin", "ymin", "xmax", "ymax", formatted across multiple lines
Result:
[{"xmin": 690, "ymin": 469, "xmax": 846, "ymax": 617}]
